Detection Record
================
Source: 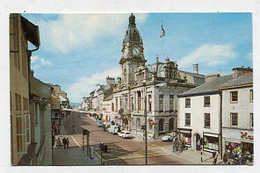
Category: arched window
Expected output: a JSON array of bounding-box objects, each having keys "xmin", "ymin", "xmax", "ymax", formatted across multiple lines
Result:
[
  {"xmin": 124, "ymin": 69, "xmax": 127, "ymax": 83},
  {"xmin": 169, "ymin": 118, "xmax": 174, "ymax": 132},
  {"xmin": 159, "ymin": 118, "xmax": 164, "ymax": 131}
]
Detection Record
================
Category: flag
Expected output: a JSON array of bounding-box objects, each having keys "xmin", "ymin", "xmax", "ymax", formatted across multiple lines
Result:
[{"xmin": 160, "ymin": 24, "xmax": 165, "ymax": 38}]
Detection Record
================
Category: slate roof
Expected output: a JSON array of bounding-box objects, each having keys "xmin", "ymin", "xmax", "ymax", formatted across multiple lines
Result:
[
  {"xmin": 179, "ymin": 75, "xmax": 233, "ymax": 97},
  {"xmin": 220, "ymin": 75, "xmax": 253, "ymax": 89}
]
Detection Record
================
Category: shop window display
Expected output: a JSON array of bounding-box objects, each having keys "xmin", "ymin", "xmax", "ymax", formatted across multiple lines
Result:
[
  {"xmin": 225, "ymin": 142, "xmax": 242, "ymax": 159},
  {"xmin": 203, "ymin": 136, "xmax": 219, "ymax": 151}
]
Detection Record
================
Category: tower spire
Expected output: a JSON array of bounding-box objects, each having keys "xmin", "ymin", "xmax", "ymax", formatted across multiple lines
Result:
[{"xmin": 129, "ymin": 13, "xmax": 136, "ymax": 27}]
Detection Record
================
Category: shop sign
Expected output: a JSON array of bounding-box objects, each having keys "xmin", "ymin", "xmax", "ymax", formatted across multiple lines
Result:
[{"xmin": 241, "ymin": 132, "xmax": 253, "ymax": 140}]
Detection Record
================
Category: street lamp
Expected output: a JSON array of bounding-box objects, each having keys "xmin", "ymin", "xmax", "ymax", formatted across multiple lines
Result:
[{"xmin": 142, "ymin": 80, "xmax": 148, "ymax": 165}]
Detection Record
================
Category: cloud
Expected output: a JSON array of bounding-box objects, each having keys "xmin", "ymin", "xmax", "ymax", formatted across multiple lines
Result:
[
  {"xmin": 247, "ymin": 52, "xmax": 252, "ymax": 61},
  {"xmin": 67, "ymin": 67, "xmax": 121, "ymax": 102},
  {"xmin": 31, "ymin": 55, "xmax": 53, "ymax": 69},
  {"xmin": 39, "ymin": 13, "xmax": 149, "ymax": 54},
  {"xmin": 178, "ymin": 44, "xmax": 237, "ymax": 68}
]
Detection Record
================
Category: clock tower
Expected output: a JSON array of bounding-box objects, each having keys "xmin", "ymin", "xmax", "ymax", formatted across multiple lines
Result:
[{"xmin": 119, "ymin": 13, "xmax": 146, "ymax": 85}]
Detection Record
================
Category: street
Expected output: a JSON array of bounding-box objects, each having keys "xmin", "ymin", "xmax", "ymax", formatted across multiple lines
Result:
[{"xmin": 54, "ymin": 111, "xmax": 197, "ymax": 165}]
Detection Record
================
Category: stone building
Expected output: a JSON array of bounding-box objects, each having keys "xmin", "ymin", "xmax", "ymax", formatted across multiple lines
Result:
[
  {"xmin": 28, "ymin": 71, "xmax": 53, "ymax": 165},
  {"xmin": 10, "ymin": 14, "xmax": 41, "ymax": 165},
  {"xmin": 106, "ymin": 14, "xmax": 205, "ymax": 140}
]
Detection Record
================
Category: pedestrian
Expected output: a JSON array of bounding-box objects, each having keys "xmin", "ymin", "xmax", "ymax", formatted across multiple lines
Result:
[
  {"xmin": 213, "ymin": 151, "xmax": 219, "ymax": 165},
  {"xmin": 173, "ymin": 138, "xmax": 178, "ymax": 152},
  {"xmin": 66, "ymin": 138, "xmax": 70, "ymax": 148},
  {"xmin": 72, "ymin": 125, "xmax": 75, "ymax": 132},
  {"xmin": 223, "ymin": 152, "xmax": 228, "ymax": 165},
  {"xmin": 62, "ymin": 137, "xmax": 66, "ymax": 149},
  {"xmin": 57, "ymin": 138, "xmax": 61, "ymax": 148},
  {"xmin": 54, "ymin": 126, "xmax": 57, "ymax": 135},
  {"xmin": 57, "ymin": 126, "xmax": 61, "ymax": 135}
]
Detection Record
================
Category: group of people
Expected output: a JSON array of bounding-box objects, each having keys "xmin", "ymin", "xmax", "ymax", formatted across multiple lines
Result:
[
  {"xmin": 52, "ymin": 125, "xmax": 61, "ymax": 135},
  {"xmin": 56, "ymin": 137, "xmax": 70, "ymax": 149},
  {"xmin": 173, "ymin": 138, "xmax": 188, "ymax": 152}
]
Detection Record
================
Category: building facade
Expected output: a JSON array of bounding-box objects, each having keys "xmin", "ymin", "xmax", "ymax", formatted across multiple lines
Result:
[
  {"xmin": 220, "ymin": 68, "xmax": 253, "ymax": 159},
  {"xmin": 10, "ymin": 14, "xmax": 40, "ymax": 165},
  {"xmin": 178, "ymin": 75, "xmax": 233, "ymax": 153},
  {"xmin": 29, "ymin": 71, "xmax": 53, "ymax": 165}
]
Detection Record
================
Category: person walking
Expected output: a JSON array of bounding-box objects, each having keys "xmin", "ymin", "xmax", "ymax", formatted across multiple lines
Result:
[
  {"xmin": 57, "ymin": 138, "xmax": 61, "ymax": 148},
  {"xmin": 213, "ymin": 151, "xmax": 219, "ymax": 165},
  {"xmin": 62, "ymin": 137, "xmax": 66, "ymax": 149},
  {"xmin": 223, "ymin": 152, "xmax": 229, "ymax": 165},
  {"xmin": 66, "ymin": 138, "xmax": 70, "ymax": 148}
]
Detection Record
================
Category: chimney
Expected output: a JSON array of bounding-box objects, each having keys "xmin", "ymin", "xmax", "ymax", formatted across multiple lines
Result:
[
  {"xmin": 232, "ymin": 66, "xmax": 253, "ymax": 78},
  {"xmin": 193, "ymin": 63, "xmax": 199, "ymax": 74},
  {"xmin": 205, "ymin": 74, "xmax": 220, "ymax": 82}
]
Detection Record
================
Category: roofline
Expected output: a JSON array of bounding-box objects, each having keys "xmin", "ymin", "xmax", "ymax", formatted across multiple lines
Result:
[
  {"xmin": 219, "ymin": 83, "xmax": 253, "ymax": 90},
  {"xmin": 178, "ymin": 91, "xmax": 220, "ymax": 98}
]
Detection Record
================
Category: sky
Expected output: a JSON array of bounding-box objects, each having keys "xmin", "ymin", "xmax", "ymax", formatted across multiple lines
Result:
[{"xmin": 22, "ymin": 13, "xmax": 252, "ymax": 103}]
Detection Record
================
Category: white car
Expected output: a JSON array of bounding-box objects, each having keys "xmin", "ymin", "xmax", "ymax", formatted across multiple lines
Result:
[
  {"xmin": 161, "ymin": 132, "xmax": 176, "ymax": 142},
  {"xmin": 118, "ymin": 131, "xmax": 132, "ymax": 139}
]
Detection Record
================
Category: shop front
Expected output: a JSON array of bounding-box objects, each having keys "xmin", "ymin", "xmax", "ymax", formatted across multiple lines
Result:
[
  {"xmin": 222, "ymin": 128, "xmax": 254, "ymax": 159},
  {"xmin": 203, "ymin": 132, "xmax": 220, "ymax": 153},
  {"xmin": 178, "ymin": 128, "xmax": 192, "ymax": 148}
]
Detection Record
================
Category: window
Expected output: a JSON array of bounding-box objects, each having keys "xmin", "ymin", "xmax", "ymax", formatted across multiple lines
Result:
[
  {"xmin": 169, "ymin": 118, "xmax": 174, "ymax": 131},
  {"xmin": 124, "ymin": 97, "xmax": 128, "ymax": 110},
  {"xmin": 169, "ymin": 95, "xmax": 174, "ymax": 112},
  {"xmin": 204, "ymin": 113, "xmax": 210, "ymax": 128},
  {"xmin": 15, "ymin": 93, "xmax": 21, "ymax": 111},
  {"xmin": 137, "ymin": 91, "xmax": 141, "ymax": 111},
  {"xmin": 204, "ymin": 96, "xmax": 210, "ymax": 107},
  {"xmin": 25, "ymin": 114, "xmax": 30, "ymax": 144},
  {"xmin": 130, "ymin": 97, "xmax": 134, "ymax": 111},
  {"xmin": 111, "ymin": 103, "xmax": 114, "ymax": 111},
  {"xmin": 231, "ymin": 113, "xmax": 238, "ymax": 127},
  {"xmin": 23, "ymin": 97, "xmax": 28, "ymax": 111},
  {"xmin": 16, "ymin": 115, "xmax": 23, "ymax": 152},
  {"xmin": 148, "ymin": 95, "xmax": 152, "ymax": 112},
  {"xmin": 185, "ymin": 98, "xmax": 191, "ymax": 108},
  {"xmin": 250, "ymin": 113, "xmax": 253, "ymax": 128},
  {"xmin": 115, "ymin": 98, "xmax": 118, "ymax": 112},
  {"xmin": 185, "ymin": 113, "xmax": 191, "ymax": 126},
  {"xmin": 159, "ymin": 118, "xmax": 164, "ymax": 131},
  {"xmin": 250, "ymin": 89, "xmax": 253, "ymax": 102},
  {"xmin": 230, "ymin": 91, "xmax": 238, "ymax": 102},
  {"xmin": 159, "ymin": 94, "xmax": 164, "ymax": 112}
]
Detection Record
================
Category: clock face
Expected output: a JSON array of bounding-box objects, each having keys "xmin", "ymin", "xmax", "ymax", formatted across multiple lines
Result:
[{"xmin": 132, "ymin": 46, "xmax": 139, "ymax": 56}]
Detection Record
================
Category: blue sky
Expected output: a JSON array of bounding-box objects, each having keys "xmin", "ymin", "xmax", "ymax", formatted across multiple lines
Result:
[{"xmin": 23, "ymin": 13, "xmax": 252, "ymax": 103}]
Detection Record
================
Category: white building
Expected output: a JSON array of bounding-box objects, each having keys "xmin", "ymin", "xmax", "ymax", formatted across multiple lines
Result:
[
  {"xmin": 220, "ymin": 67, "xmax": 253, "ymax": 159},
  {"xmin": 178, "ymin": 74, "xmax": 232, "ymax": 153}
]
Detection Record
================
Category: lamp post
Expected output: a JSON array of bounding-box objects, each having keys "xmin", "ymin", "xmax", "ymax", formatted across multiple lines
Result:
[{"xmin": 143, "ymin": 81, "xmax": 148, "ymax": 165}]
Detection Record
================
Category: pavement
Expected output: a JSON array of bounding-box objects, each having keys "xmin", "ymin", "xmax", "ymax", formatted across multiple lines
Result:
[
  {"xmin": 161, "ymin": 145, "xmax": 216, "ymax": 165},
  {"xmin": 52, "ymin": 115, "xmax": 101, "ymax": 166}
]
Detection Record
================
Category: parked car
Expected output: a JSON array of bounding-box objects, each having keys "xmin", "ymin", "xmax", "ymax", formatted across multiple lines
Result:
[
  {"xmin": 96, "ymin": 120, "xmax": 104, "ymax": 127},
  {"xmin": 161, "ymin": 132, "xmax": 176, "ymax": 142},
  {"xmin": 118, "ymin": 130, "xmax": 132, "ymax": 139},
  {"xmin": 108, "ymin": 125, "xmax": 121, "ymax": 134}
]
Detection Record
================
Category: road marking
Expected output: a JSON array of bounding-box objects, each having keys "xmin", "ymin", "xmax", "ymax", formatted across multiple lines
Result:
[
  {"xmin": 71, "ymin": 136, "xmax": 81, "ymax": 148},
  {"xmin": 105, "ymin": 152, "xmax": 172, "ymax": 162}
]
